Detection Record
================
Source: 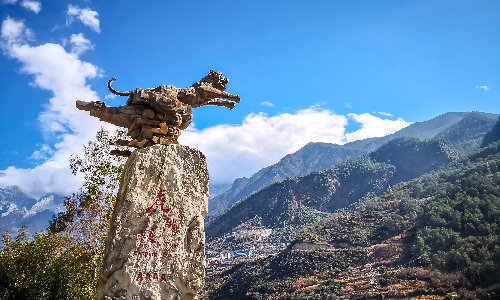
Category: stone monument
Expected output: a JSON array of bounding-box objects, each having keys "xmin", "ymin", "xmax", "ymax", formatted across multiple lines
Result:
[{"xmin": 76, "ymin": 70, "xmax": 240, "ymax": 300}]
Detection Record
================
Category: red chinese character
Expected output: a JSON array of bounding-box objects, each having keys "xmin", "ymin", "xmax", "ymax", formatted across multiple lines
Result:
[
  {"xmin": 137, "ymin": 227, "xmax": 157, "ymax": 244},
  {"xmin": 146, "ymin": 189, "xmax": 175, "ymax": 213},
  {"xmin": 162, "ymin": 217, "xmax": 180, "ymax": 232},
  {"xmin": 147, "ymin": 228, "xmax": 156, "ymax": 243}
]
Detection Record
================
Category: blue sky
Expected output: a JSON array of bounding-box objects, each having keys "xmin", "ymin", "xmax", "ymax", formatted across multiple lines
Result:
[{"xmin": 0, "ymin": 0, "xmax": 498, "ymax": 198}]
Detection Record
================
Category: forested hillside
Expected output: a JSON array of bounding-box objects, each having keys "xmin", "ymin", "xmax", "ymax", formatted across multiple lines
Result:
[
  {"xmin": 203, "ymin": 119, "xmax": 500, "ymax": 300},
  {"xmin": 207, "ymin": 143, "xmax": 367, "ymax": 216},
  {"xmin": 434, "ymin": 113, "xmax": 498, "ymax": 155},
  {"xmin": 206, "ymin": 137, "xmax": 457, "ymax": 239}
]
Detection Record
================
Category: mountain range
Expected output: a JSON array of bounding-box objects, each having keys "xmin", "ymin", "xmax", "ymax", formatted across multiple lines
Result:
[
  {"xmin": 203, "ymin": 114, "xmax": 500, "ymax": 299},
  {"xmin": 0, "ymin": 186, "xmax": 64, "ymax": 234},
  {"xmin": 206, "ymin": 136, "xmax": 458, "ymax": 239},
  {"xmin": 0, "ymin": 111, "xmax": 498, "ymax": 238},
  {"xmin": 208, "ymin": 112, "xmax": 499, "ymax": 220}
]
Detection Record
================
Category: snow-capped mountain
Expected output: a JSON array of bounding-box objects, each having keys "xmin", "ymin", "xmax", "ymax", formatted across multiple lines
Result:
[{"xmin": 0, "ymin": 186, "xmax": 65, "ymax": 234}]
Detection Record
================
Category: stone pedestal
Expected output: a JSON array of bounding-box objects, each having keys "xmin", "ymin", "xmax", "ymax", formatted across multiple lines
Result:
[{"xmin": 96, "ymin": 144, "xmax": 209, "ymax": 300}]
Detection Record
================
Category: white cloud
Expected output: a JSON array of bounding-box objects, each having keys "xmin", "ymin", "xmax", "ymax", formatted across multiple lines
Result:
[
  {"xmin": 475, "ymin": 85, "xmax": 489, "ymax": 91},
  {"xmin": 20, "ymin": 0, "xmax": 40, "ymax": 13},
  {"xmin": 29, "ymin": 144, "xmax": 55, "ymax": 160},
  {"xmin": 180, "ymin": 110, "xmax": 412, "ymax": 185},
  {"xmin": 180, "ymin": 108, "xmax": 349, "ymax": 184},
  {"xmin": 1, "ymin": 16, "xmax": 23, "ymax": 41},
  {"xmin": 261, "ymin": 101, "xmax": 274, "ymax": 107},
  {"xmin": 345, "ymin": 103, "xmax": 352, "ymax": 108},
  {"xmin": 373, "ymin": 111, "xmax": 393, "ymax": 117},
  {"xmin": 0, "ymin": 16, "xmax": 34, "ymax": 46},
  {"xmin": 0, "ymin": 17, "xmax": 115, "ymax": 198},
  {"xmin": 105, "ymin": 93, "xmax": 117, "ymax": 100},
  {"xmin": 2, "ymin": 0, "xmax": 17, "ymax": 4},
  {"xmin": 66, "ymin": 5, "xmax": 100, "ymax": 33},
  {"xmin": 69, "ymin": 33, "xmax": 93, "ymax": 55},
  {"xmin": 345, "ymin": 113, "xmax": 411, "ymax": 142}
]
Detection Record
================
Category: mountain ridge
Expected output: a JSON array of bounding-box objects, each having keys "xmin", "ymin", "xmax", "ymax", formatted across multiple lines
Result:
[
  {"xmin": 203, "ymin": 116, "xmax": 500, "ymax": 300},
  {"xmin": 0, "ymin": 186, "xmax": 64, "ymax": 233},
  {"xmin": 208, "ymin": 112, "xmax": 499, "ymax": 218},
  {"xmin": 206, "ymin": 136, "xmax": 458, "ymax": 239}
]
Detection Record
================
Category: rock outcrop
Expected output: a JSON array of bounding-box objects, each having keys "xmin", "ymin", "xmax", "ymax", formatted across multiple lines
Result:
[{"xmin": 96, "ymin": 144, "xmax": 209, "ymax": 300}]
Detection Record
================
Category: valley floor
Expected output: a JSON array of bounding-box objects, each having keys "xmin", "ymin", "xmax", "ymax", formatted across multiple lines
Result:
[{"xmin": 203, "ymin": 230, "xmax": 499, "ymax": 299}]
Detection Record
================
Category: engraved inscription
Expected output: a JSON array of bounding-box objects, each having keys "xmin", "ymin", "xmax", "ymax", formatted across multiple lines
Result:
[{"xmin": 146, "ymin": 188, "xmax": 175, "ymax": 213}]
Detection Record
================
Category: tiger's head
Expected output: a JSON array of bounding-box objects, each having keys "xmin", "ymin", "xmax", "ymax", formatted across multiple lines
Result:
[{"xmin": 197, "ymin": 69, "xmax": 229, "ymax": 91}]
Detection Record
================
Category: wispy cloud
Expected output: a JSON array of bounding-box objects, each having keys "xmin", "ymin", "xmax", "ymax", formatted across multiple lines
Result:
[
  {"xmin": 1, "ymin": 16, "xmax": 34, "ymax": 46},
  {"xmin": 2, "ymin": 0, "xmax": 41, "ymax": 13},
  {"xmin": 0, "ymin": 16, "xmax": 112, "ymax": 198},
  {"xmin": 373, "ymin": 111, "xmax": 393, "ymax": 117},
  {"xmin": 261, "ymin": 101, "xmax": 274, "ymax": 107},
  {"xmin": 3, "ymin": 151, "xmax": 19, "ymax": 155},
  {"xmin": 345, "ymin": 113, "xmax": 411, "ymax": 142},
  {"xmin": 29, "ymin": 144, "xmax": 54, "ymax": 160},
  {"xmin": 345, "ymin": 103, "xmax": 352, "ymax": 108},
  {"xmin": 105, "ymin": 94, "xmax": 117, "ymax": 100},
  {"xmin": 68, "ymin": 33, "xmax": 93, "ymax": 55},
  {"xmin": 20, "ymin": 0, "xmax": 40, "ymax": 13},
  {"xmin": 66, "ymin": 5, "xmax": 100, "ymax": 33},
  {"xmin": 475, "ymin": 85, "xmax": 489, "ymax": 91}
]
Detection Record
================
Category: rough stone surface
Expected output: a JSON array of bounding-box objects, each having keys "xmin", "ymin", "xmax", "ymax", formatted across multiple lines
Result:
[{"xmin": 96, "ymin": 144, "xmax": 209, "ymax": 300}]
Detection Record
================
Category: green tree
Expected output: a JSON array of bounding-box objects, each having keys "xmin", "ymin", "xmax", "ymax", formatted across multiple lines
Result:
[
  {"xmin": 0, "ymin": 128, "xmax": 129, "ymax": 299},
  {"xmin": 0, "ymin": 227, "xmax": 97, "ymax": 300},
  {"xmin": 50, "ymin": 128, "xmax": 129, "ymax": 248}
]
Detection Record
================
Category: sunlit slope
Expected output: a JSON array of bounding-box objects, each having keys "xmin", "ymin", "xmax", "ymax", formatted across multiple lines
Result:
[
  {"xmin": 209, "ymin": 112, "xmax": 499, "ymax": 217},
  {"xmin": 207, "ymin": 137, "xmax": 457, "ymax": 239}
]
